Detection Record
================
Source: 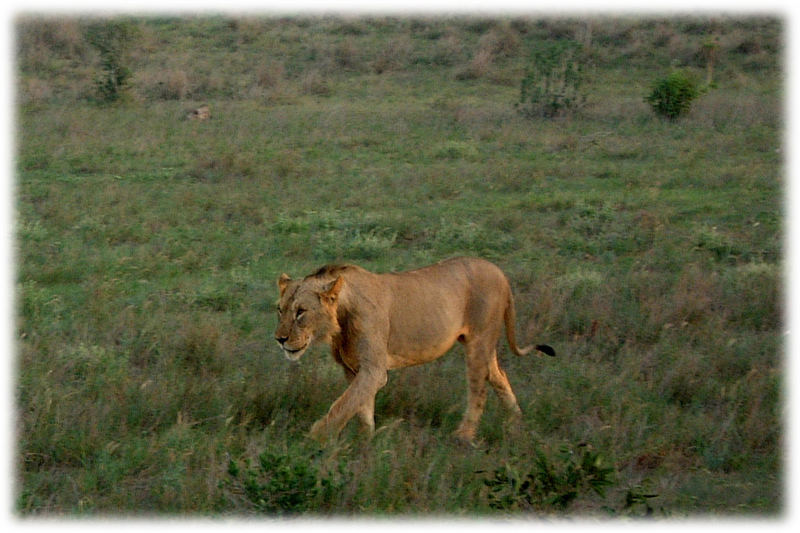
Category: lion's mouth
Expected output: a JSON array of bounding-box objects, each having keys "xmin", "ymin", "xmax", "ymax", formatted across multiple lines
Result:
[{"xmin": 280, "ymin": 343, "xmax": 308, "ymax": 361}]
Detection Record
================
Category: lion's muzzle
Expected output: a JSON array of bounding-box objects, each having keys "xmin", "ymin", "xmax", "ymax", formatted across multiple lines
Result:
[{"xmin": 276, "ymin": 337, "xmax": 308, "ymax": 361}]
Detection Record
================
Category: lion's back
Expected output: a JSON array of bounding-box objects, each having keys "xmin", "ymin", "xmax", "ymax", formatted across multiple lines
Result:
[{"xmin": 376, "ymin": 258, "xmax": 512, "ymax": 356}]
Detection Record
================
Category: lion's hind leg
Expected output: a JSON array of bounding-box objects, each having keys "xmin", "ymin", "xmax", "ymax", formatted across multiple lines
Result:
[
  {"xmin": 454, "ymin": 339, "xmax": 493, "ymax": 443},
  {"xmin": 456, "ymin": 338, "xmax": 523, "ymax": 443},
  {"xmin": 488, "ymin": 355, "xmax": 522, "ymax": 418}
]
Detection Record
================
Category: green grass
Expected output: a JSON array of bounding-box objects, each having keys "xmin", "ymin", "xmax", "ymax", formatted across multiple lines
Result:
[{"xmin": 15, "ymin": 15, "xmax": 783, "ymax": 517}]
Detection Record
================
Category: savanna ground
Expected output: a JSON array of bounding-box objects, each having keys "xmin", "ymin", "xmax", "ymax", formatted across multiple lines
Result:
[{"xmin": 15, "ymin": 14, "xmax": 783, "ymax": 517}]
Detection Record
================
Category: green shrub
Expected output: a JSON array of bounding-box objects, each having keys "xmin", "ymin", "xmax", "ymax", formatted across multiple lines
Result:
[
  {"xmin": 645, "ymin": 70, "xmax": 700, "ymax": 120},
  {"xmin": 518, "ymin": 40, "xmax": 587, "ymax": 119},
  {"xmin": 85, "ymin": 20, "xmax": 137, "ymax": 103},
  {"xmin": 225, "ymin": 450, "xmax": 349, "ymax": 515},
  {"xmin": 482, "ymin": 444, "xmax": 615, "ymax": 511},
  {"xmin": 622, "ymin": 485, "xmax": 662, "ymax": 517}
]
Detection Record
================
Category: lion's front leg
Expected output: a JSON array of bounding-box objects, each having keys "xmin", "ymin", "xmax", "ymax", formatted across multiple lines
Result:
[
  {"xmin": 309, "ymin": 368, "xmax": 387, "ymax": 443},
  {"xmin": 342, "ymin": 367, "xmax": 379, "ymax": 435}
]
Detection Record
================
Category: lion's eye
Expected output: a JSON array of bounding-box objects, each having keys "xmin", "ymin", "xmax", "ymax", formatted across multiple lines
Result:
[{"xmin": 296, "ymin": 308, "xmax": 306, "ymax": 319}]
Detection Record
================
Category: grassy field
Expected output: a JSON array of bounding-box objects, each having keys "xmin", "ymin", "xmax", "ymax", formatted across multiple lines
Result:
[{"xmin": 15, "ymin": 14, "xmax": 783, "ymax": 517}]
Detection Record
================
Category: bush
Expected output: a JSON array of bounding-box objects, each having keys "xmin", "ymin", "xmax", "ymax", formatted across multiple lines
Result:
[
  {"xmin": 482, "ymin": 444, "xmax": 615, "ymax": 511},
  {"xmin": 645, "ymin": 70, "xmax": 700, "ymax": 120},
  {"xmin": 85, "ymin": 20, "xmax": 138, "ymax": 103},
  {"xmin": 225, "ymin": 450, "xmax": 349, "ymax": 515},
  {"xmin": 518, "ymin": 40, "xmax": 587, "ymax": 119}
]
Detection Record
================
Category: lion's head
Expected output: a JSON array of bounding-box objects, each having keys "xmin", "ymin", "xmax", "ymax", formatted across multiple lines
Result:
[{"xmin": 274, "ymin": 273, "xmax": 344, "ymax": 361}]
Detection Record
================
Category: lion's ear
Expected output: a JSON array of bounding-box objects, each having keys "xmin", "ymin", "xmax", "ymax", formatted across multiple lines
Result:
[
  {"xmin": 320, "ymin": 276, "xmax": 344, "ymax": 304},
  {"xmin": 277, "ymin": 273, "xmax": 292, "ymax": 296}
]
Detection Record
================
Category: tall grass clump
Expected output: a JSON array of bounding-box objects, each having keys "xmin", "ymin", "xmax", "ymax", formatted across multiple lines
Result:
[
  {"xmin": 518, "ymin": 40, "xmax": 587, "ymax": 118},
  {"xmin": 84, "ymin": 20, "xmax": 138, "ymax": 104}
]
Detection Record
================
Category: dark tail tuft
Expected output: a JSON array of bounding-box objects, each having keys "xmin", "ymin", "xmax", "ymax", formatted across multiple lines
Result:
[{"xmin": 535, "ymin": 344, "xmax": 556, "ymax": 357}]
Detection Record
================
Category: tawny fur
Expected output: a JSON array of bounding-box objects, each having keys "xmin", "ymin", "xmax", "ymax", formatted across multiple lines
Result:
[
  {"xmin": 274, "ymin": 256, "xmax": 554, "ymax": 443},
  {"xmin": 186, "ymin": 105, "xmax": 210, "ymax": 120}
]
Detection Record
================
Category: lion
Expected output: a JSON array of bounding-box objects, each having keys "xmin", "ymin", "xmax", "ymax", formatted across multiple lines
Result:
[
  {"xmin": 274, "ymin": 256, "xmax": 555, "ymax": 443},
  {"xmin": 186, "ymin": 105, "xmax": 210, "ymax": 120}
]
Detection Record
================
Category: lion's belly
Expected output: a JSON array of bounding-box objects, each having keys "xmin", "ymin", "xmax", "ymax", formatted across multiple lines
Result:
[
  {"xmin": 385, "ymin": 344, "xmax": 459, "ymax": 369},
  {"xmin": 385, "ymin": 318, "xmax": 467, "ymax": 369},
  {"xmin": 381, "ymin": 268, "xmax": 473, "ymax": 369}
]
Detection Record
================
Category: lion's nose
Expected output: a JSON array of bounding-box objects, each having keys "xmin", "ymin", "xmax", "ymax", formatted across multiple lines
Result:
[{"xmin": 276, "ymin": 336, "xmax": 288, "ymax": 345}]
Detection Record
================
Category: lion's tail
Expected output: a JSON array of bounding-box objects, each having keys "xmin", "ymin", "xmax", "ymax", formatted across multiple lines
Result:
[{"xmin": 504, "ymin": 290, "xmax": 556, "ymax": 357}]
